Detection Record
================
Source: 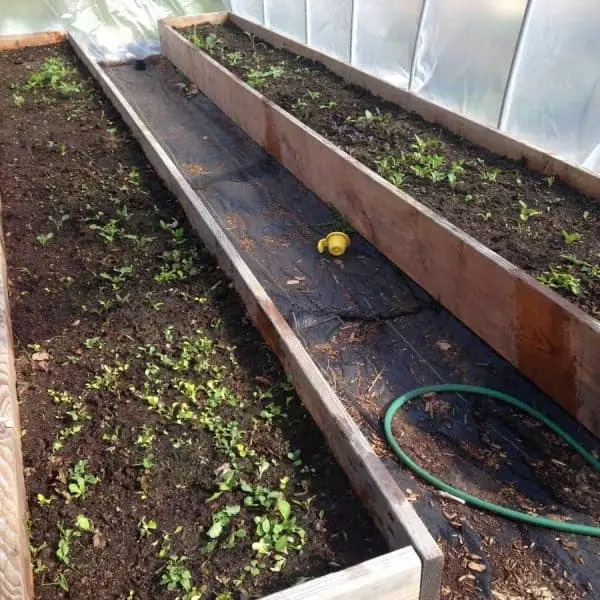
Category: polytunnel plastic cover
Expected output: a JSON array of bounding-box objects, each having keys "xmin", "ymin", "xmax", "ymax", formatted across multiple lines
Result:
[{"xmin": 0, "ymin": 0, "xmax": 226, "ymax": 61}]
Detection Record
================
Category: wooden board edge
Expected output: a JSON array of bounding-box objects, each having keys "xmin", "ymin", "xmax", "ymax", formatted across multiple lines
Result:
[
  {"xmin": 67, "ymin": 30, "xmax": 443, "ymax": 600},
  {"xmin": 228, "ymin": 14, "xmax": 600, "ymax": 202},
  {"xmin": 159, "ymin": 22, "xmax": 600, "ymax": 440},
  {"xmin": 0, "ymin": 30, "xmax": 66, "ymax": 51},
  {"xmin": 0, "ymin": 202, "xmax": 33, "ymax": 599},
  {"xmin": 159, "ymin": 12, "xmax": 229, "ymax": 30},
  {"xmin": 260, "ymin": 546, "xmax": 421, "ymax": 600}
]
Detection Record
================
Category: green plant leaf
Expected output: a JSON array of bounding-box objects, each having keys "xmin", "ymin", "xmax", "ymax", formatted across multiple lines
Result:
[{"xmin": 278, "ymin": 499, "xmax": 291, "ymax": 521}]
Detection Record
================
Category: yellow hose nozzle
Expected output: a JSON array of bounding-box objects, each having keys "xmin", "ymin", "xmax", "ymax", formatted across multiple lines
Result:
[{"xmin": 317, "ymin": 232, "xmax": 350, "ymax": 257}]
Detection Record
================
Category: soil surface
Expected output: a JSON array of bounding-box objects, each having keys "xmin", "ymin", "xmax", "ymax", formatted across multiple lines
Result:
[
  {"xmin": 0, "ymin": 43, "xmax": 386, "ymax": 599},
  {"xmin": 186, "ymin": 23, "xmax": 600, "ymax": 319}
]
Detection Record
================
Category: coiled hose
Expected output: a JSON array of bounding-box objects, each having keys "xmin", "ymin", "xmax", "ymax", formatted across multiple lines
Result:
[{"xmin": 383, "ymin": 384, "xmax": 600, "ymax": 537}]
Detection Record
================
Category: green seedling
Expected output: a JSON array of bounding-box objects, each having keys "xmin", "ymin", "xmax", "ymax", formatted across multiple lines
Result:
[
  {"xmin": 86, "ymin": 362, "xmax": 129, "ymax": 393},
  {"xmin": 477, "ymin": 211, "xmax": 492, "ymax": 221},
  {"xmin": 24, "ymin": 57, "xmax": 82, "ymax": 97},
  {"xmin": 138, "ymin": 517, "xmax": 158, "ymax": 538},
  {"xmin": 561, "ymin": 230, "xmax": 582, "ymax": 245},
  {"xmin": 206, "ymin": 505, "xmax": 241, "ymax": 541},
  {"xmin": 13, "ymin": 93, "xmax": 25, "ymax": 107},
  {"xmin": 56, "ymin": 523, "xmax": 80, "ymax": 565},
  {"xmin": 562, "ymin": 254, "xmax": 600, "ymax": 278},
  {"xmin": 545, "ymin": 175, "xmax": 555, "ymax": 187},
  {"xmin": 89, "ymin": 219, "xmax": 122, "ymax": 244},
  {"xmin": 67, "ymin": 459, "xmax": 99, "ymax": 499},
  {"xmin": 99, "ymin": 265, "xmax": 134, "ymax": 290},
  {"xmin": 226, "ymin": 51, "xmax": 244, "ymax": 66},
  {"xmin": 519, "ymin": 200, "xmax": 543, "ymax": 222},
  {"xmin": 37, "ymin": 493, "xmax": 54, "ymax": 506},
  {"xmin": 83, "ymin": 337, "xmax": 102, "ymax": 349},
  {"xmin": 355, "ymin": 108, "xmax": 389, "ymax": 123},
  {"xmin": 305, "ymin": 90, "xmax": 320, "ymax": 101},
  {"xmin": 54, "ymin": 572, "xmax": 69, "ymax": 592},
  {"xmin": 126, "ymin": 168, "xmax": 141, "ymax": 187},
  {"xmin": 136, "ymin": 454, "xmax": 155, "ymax": 470},
  {"xmin": 123, "ymin": 233, "xmax": 155, "ymax": 250},
  {"xmin": 160, "ymin": 555, "xmax": 193, "ymax": 592},
  {"xmin": 75, "ymin": 514, "xmax": 94, "ymax": 532},
  {"xmin": 29, "ymin": 542, "xmax": 48, "ymax": 574},
  {"xmin": 245, "ymin": 65, "xmax": 284, "ymax": 89},
  {"xmin": 375, "ymin": 156, "xmax": 405, "ymax": 188},
  {"xmin": 36, "ymin": 232, "xmax": 54, "ymax": 246},
  {"xmin": 481, "ymin": 168, "xmax": 501, "ymax": 182},
  {"xmin": 537, "ymin": 269, "xmax": 582, "ymax": 296},
  {"xmin": 191, "ymin": 29, "xmax": 222, "ymax": 52},
  {"xmin": 319, "ymin": 101, "xmax": 337, "ymax": 109},
  {"xmin": 136, "ymin": 425, "xmax": 156, "ymax": 449}
]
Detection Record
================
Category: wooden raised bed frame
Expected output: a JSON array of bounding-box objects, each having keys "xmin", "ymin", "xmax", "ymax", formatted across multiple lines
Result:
[
  {"xmin": 159, "ymin": 12, "xmax": 600, "ymax": 441},
  {"xmin": 0, "ymin": 29, "xmax": 435, "ymax": 600}
]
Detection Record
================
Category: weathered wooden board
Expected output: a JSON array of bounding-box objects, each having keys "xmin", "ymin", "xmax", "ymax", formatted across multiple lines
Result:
[
  {"xmin": 262, "ymin": 546, "xmax": 421, "ymax": 600},
  {"xmin": 68, "ymin": 30, "xmax": 442, "ymax": 600},
  {"xmin": 0, "ymin": 203, "xmax": 32, "ymax": 600},
  {"xmin": 0, "ymin": 31, "xmax": 66, "ymax": 51},
  {"xmin": 159, "ymin": 16, "xmax": 600, "ymax": 441}
]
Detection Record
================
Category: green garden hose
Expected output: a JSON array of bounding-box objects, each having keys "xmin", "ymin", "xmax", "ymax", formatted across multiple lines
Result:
[{"xmin": 383, "ymin": 384, "xmax": 600, "ymax": 537}]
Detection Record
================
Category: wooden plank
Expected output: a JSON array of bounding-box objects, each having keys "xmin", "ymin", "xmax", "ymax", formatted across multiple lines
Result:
[
  {"xmin": 158, "ymin": 20, "xmax": 600, "ymax": 440},
  {"xmin": 68, "ymin": 30, "xmax": 443, "ymax": 600},
  {"xmin": 226, "ymin": 14, "xmax": 600, "ymax": 202},
  {"xmin": 261, "ymin": 546, "xmax": 421, "ymax": 600},
  {"xmin": 0, "ymin": 31, "xmax": 66, "ymax": 51},
  {"xmin": 0, "ymin": 202, "xmax": 33, "ymax": 600},
  {"xmin": 160, "ymin": 12, "xmax": 228, "ymax": 30}
]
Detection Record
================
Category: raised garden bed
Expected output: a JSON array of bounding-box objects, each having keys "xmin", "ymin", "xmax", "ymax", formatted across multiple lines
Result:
[
  {"xmin": 0, "ymin": 39, "xmax": 423, "ymax": 600},
  {"xmin": 158, "ymin": 13, "xmax": 600, "ymax": 440}
]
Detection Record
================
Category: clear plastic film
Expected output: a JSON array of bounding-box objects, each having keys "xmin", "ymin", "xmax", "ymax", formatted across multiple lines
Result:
[
  {"xmin": 352, "ymin": 0, "xmax": 422, "ymax": 89},
  {"xmin": 264, "ymin": 0, "xmax": 306, "ymax": 43},
  {"xmin": 1, "ymin": 0, "xmax": 226, "ymax": 62},
  {"xmin": 500, "ymin": 0, "xmax": 600, "ymax": 172},
  {"xmin": 411, "ymin": 0, "xmax": 527, "ymax": 127}
]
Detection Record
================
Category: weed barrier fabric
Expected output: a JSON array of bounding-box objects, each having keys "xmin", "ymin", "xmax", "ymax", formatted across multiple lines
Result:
[{"xmin": 105, "ymin": 59, "xmax": 600, "ymax": 597}]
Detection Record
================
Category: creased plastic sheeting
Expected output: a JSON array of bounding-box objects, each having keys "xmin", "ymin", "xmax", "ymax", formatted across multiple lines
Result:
[
  {"xmin": 306, "ymin": 0, "xmax": 352, "ymax": 62},
  {"xmin": 411, "ymin": 0, "xmax": 527, "ymax": 128},
  {"xmin": 264, "ymin": 0, "xmax": 306, "ymax": 43},
  {"xmin": 228, "ymin": 0, "xmax": 262, "ymax": 24},
  {"xmin": 0, "ymin": 0, "xmax": 225, "ymax": 62},
  {"xmin": 501, "ymin": 0, "xmax": 600, "ymax": 171},
  {"xmin": 352, "ymin": 0, "xmax": 421, "ymax": 89}
]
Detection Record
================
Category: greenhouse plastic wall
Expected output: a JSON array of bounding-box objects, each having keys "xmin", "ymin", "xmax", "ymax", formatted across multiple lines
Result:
[
  {"xmin": 227, "ymin": 0, "xmax": 600, "ymax": 177},
  {"xmin": 4, "ymin": 0, "xmax": 600, "ymax": 176},
  {"xmin": 0, "ymin": 0, "xmax": 225, "ymax": 61}
]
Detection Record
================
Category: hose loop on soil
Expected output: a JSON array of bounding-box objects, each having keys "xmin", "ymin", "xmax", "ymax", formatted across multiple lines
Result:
[{"xmin": 383, "ymin": 384, "xmax": 600, "ymax": 537}]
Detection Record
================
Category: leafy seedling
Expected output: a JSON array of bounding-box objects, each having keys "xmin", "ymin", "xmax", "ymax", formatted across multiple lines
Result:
[
  {"xmin": 561, "ymin": 230, "xmax": 582, "ymax": 245},
  {"xmin": 537, "ymin": 269, "xmax": 582, "ymax": 296},
  {"xmin": 67, "ymin": 459, "xmax": 99, "ymax": 499},
  {"xmin": 519, "ymin": 200, "xmax": 543, "ymax": 222},
  {"xmin": 24, "ymin": 57, "xmax": 82, "ymax": 97},
  {"xmin": 36, "ymin": 232, "xmax": 54, "ymax": 246},
  {"xmin": 160, "ymin": 555, "xmax": 193, "ymax": 592}
]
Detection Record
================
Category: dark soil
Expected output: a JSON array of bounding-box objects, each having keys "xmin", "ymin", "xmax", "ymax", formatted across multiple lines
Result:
[
  {"xmin": 0, "ymin": 43, "xmax": 386, "ymax": 599},
  {"xmin": 186, "ymin": 23, "xmax": 600, "ymax": 319}
]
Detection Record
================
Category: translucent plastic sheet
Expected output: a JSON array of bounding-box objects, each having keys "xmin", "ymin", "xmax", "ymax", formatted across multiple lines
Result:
[
  {"xmin": 264, "ymin": 0, "xmax": 306, "ymax": 44},
  {"xmin": 306, "ymin": 0, "xmax": 352, "ymax": 62},
  {"xmin": 0, "ymin": 0, "xmax": 225, "ymax": 62},
  {"xmin": 228, "ymin": 0, "xmax": 262, "ymax": 24},
  {"xmin": 501, "ymin": 0, "xmax": 600, "ymax": 172},
  {"xmin": 352, "ymin": 0, "xmax": 421, "ymax": 89},
  {"xmin": 411, "ymin": 0, "xmax": 527, "ymax": 127}
]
